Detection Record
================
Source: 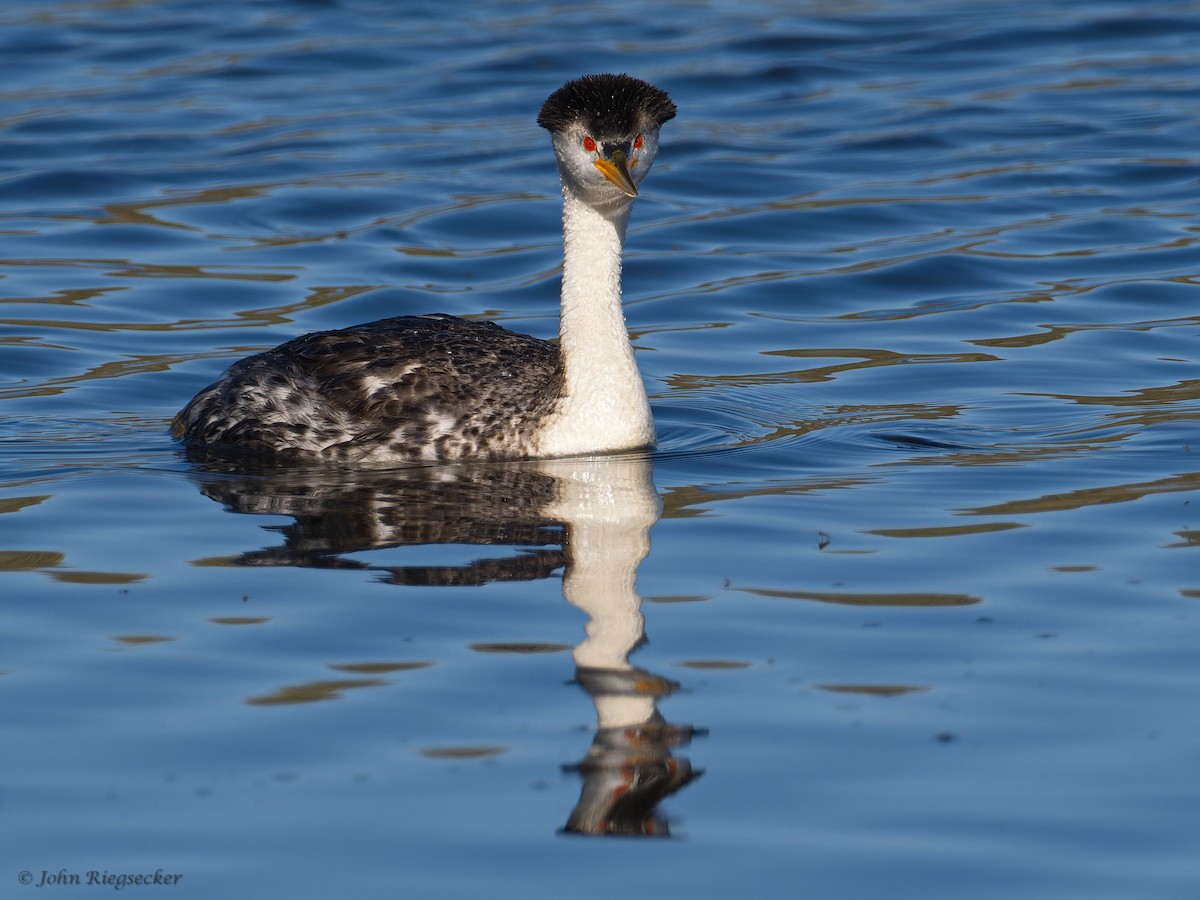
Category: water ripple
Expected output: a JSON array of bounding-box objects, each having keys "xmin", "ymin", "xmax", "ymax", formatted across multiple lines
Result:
[{"xmin": 4, "ymin": 2, "xmax": 1200, "ymax": 895}]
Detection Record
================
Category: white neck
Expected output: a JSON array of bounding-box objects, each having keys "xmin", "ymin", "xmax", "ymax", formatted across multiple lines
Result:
[{"xmin": 534, "ymin": 187, "xmax": 654, "ymax": 458}]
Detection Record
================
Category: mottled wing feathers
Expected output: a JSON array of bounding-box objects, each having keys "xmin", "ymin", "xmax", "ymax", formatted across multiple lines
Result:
[{"xmin": 174, "ymin": 315, "xmax": 563, "ymax": 460}]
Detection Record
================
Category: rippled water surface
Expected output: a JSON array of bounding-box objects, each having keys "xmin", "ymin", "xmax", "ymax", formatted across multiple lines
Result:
[{"xmin": 3, "ymin": 0, "xmax": 1200, "ymax": 897}]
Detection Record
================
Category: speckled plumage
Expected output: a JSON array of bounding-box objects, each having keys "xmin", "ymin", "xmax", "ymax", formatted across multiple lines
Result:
[
  {"xmin": 173, "ymin": 314, "xmax": 562, "ymax": 461},
  {"xmin": 175, "ymin": 74, "xmax": 674, "ymax": 462}
]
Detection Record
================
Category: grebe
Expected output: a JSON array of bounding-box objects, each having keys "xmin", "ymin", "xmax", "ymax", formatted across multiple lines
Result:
[{"xmin": 173, "ymin": 73, "xmax": 676, "ymax": 462}]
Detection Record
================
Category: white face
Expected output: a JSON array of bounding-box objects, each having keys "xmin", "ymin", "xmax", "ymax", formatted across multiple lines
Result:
[{"xmin": 550, "ymin": 125, "xmax": 662, "ymax": 207}]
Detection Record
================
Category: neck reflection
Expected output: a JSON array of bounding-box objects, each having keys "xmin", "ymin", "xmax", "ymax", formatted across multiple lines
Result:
[{"xmin": 185, "ymin": 448, "xmax": 702, "ymax": 836}]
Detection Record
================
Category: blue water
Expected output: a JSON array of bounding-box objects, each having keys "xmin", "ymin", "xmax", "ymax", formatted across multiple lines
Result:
[{"xmin": 3, "ymin": 0, "xmax": 1200, "ymax": 897}]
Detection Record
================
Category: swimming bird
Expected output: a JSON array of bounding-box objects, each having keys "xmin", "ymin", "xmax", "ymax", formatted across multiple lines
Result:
[{"xmin": 173, "ymin": 73, "xmax": 676, "ymax": 462}]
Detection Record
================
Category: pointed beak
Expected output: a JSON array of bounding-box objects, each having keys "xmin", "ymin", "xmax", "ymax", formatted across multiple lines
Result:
[{"xmin": 593, "ymin": 149, "xmax": 638, "ymax": 197}]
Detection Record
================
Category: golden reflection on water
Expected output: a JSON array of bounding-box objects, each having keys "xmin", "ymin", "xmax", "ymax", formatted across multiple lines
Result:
[
  {"xmin": 973, "ymin": 316, "xmax": 1200, "ymax": 352},
  {"xmin": 0, "ymin": 256, "xmax": 296, "ymax": 284},
  {"xmin": 246, "ymin": 677, "xmax": 387, "ymax": 706},
  {"xmin": 0, "ymin": 549, "xmax": 149, "ymax": 584},
  {"xmin": 816, "ymin": 684, "xmax": 928, "ymax": 697},
  {"xmin": 0, "ymin": 549, "xmax": 63, "ymax": 571},
  {"xmin": 245, "ymin": 663, "xmax": 433, "ymax": 705},
  {"xmin": 736, "ymin": 586, "xmax": 981, "ymax": 607},
  {"xmin": 50, "ymin": 570, "xmax": 147, "ymax": 585},
  {"xmin": 470, "ymin": 642, "xmax": 571, "ymax": 654},
  {"xmin": 759, "ymin": 346, "xmax": 1001, "ymax": 383},
  {"xmin": 865, "ymin": 522, "xmax": 1025, "ymax": 538},
  {"xmin": 967, "ymin": 471, "xmax": 1200, "ymax": 515},
  {"xmin": 329, "ymin": 661, "xmax": 432, "ymax": 674},
  {"xmin": 419, "ymin": 746, "xmax": 507, "ymax": 760}
]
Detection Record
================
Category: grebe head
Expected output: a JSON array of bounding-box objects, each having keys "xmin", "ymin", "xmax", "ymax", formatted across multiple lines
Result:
[{"xmin": 537, "ymin": 74, "xmax": 676, "ymax": 207}]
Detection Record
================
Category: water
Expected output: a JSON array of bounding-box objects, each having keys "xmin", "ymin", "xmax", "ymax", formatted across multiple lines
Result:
[{"xmin": 3, "ymin": 0, "xmax": 1200, "ymax": 896}]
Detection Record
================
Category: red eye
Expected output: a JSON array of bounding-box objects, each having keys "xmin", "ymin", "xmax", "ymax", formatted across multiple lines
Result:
[
  {"xmin": 582, "ymin": 136, "xmax": 596, "ymax": 152},
  {"xmin": 633, "ymin": 133, "xmax": 644, "ymax": 149}
]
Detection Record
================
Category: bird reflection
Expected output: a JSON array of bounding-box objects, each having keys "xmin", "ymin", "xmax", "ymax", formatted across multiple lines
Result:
[{"xmin": 184, "ymin": 447, "xmax": 702, "ymax": 836}]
